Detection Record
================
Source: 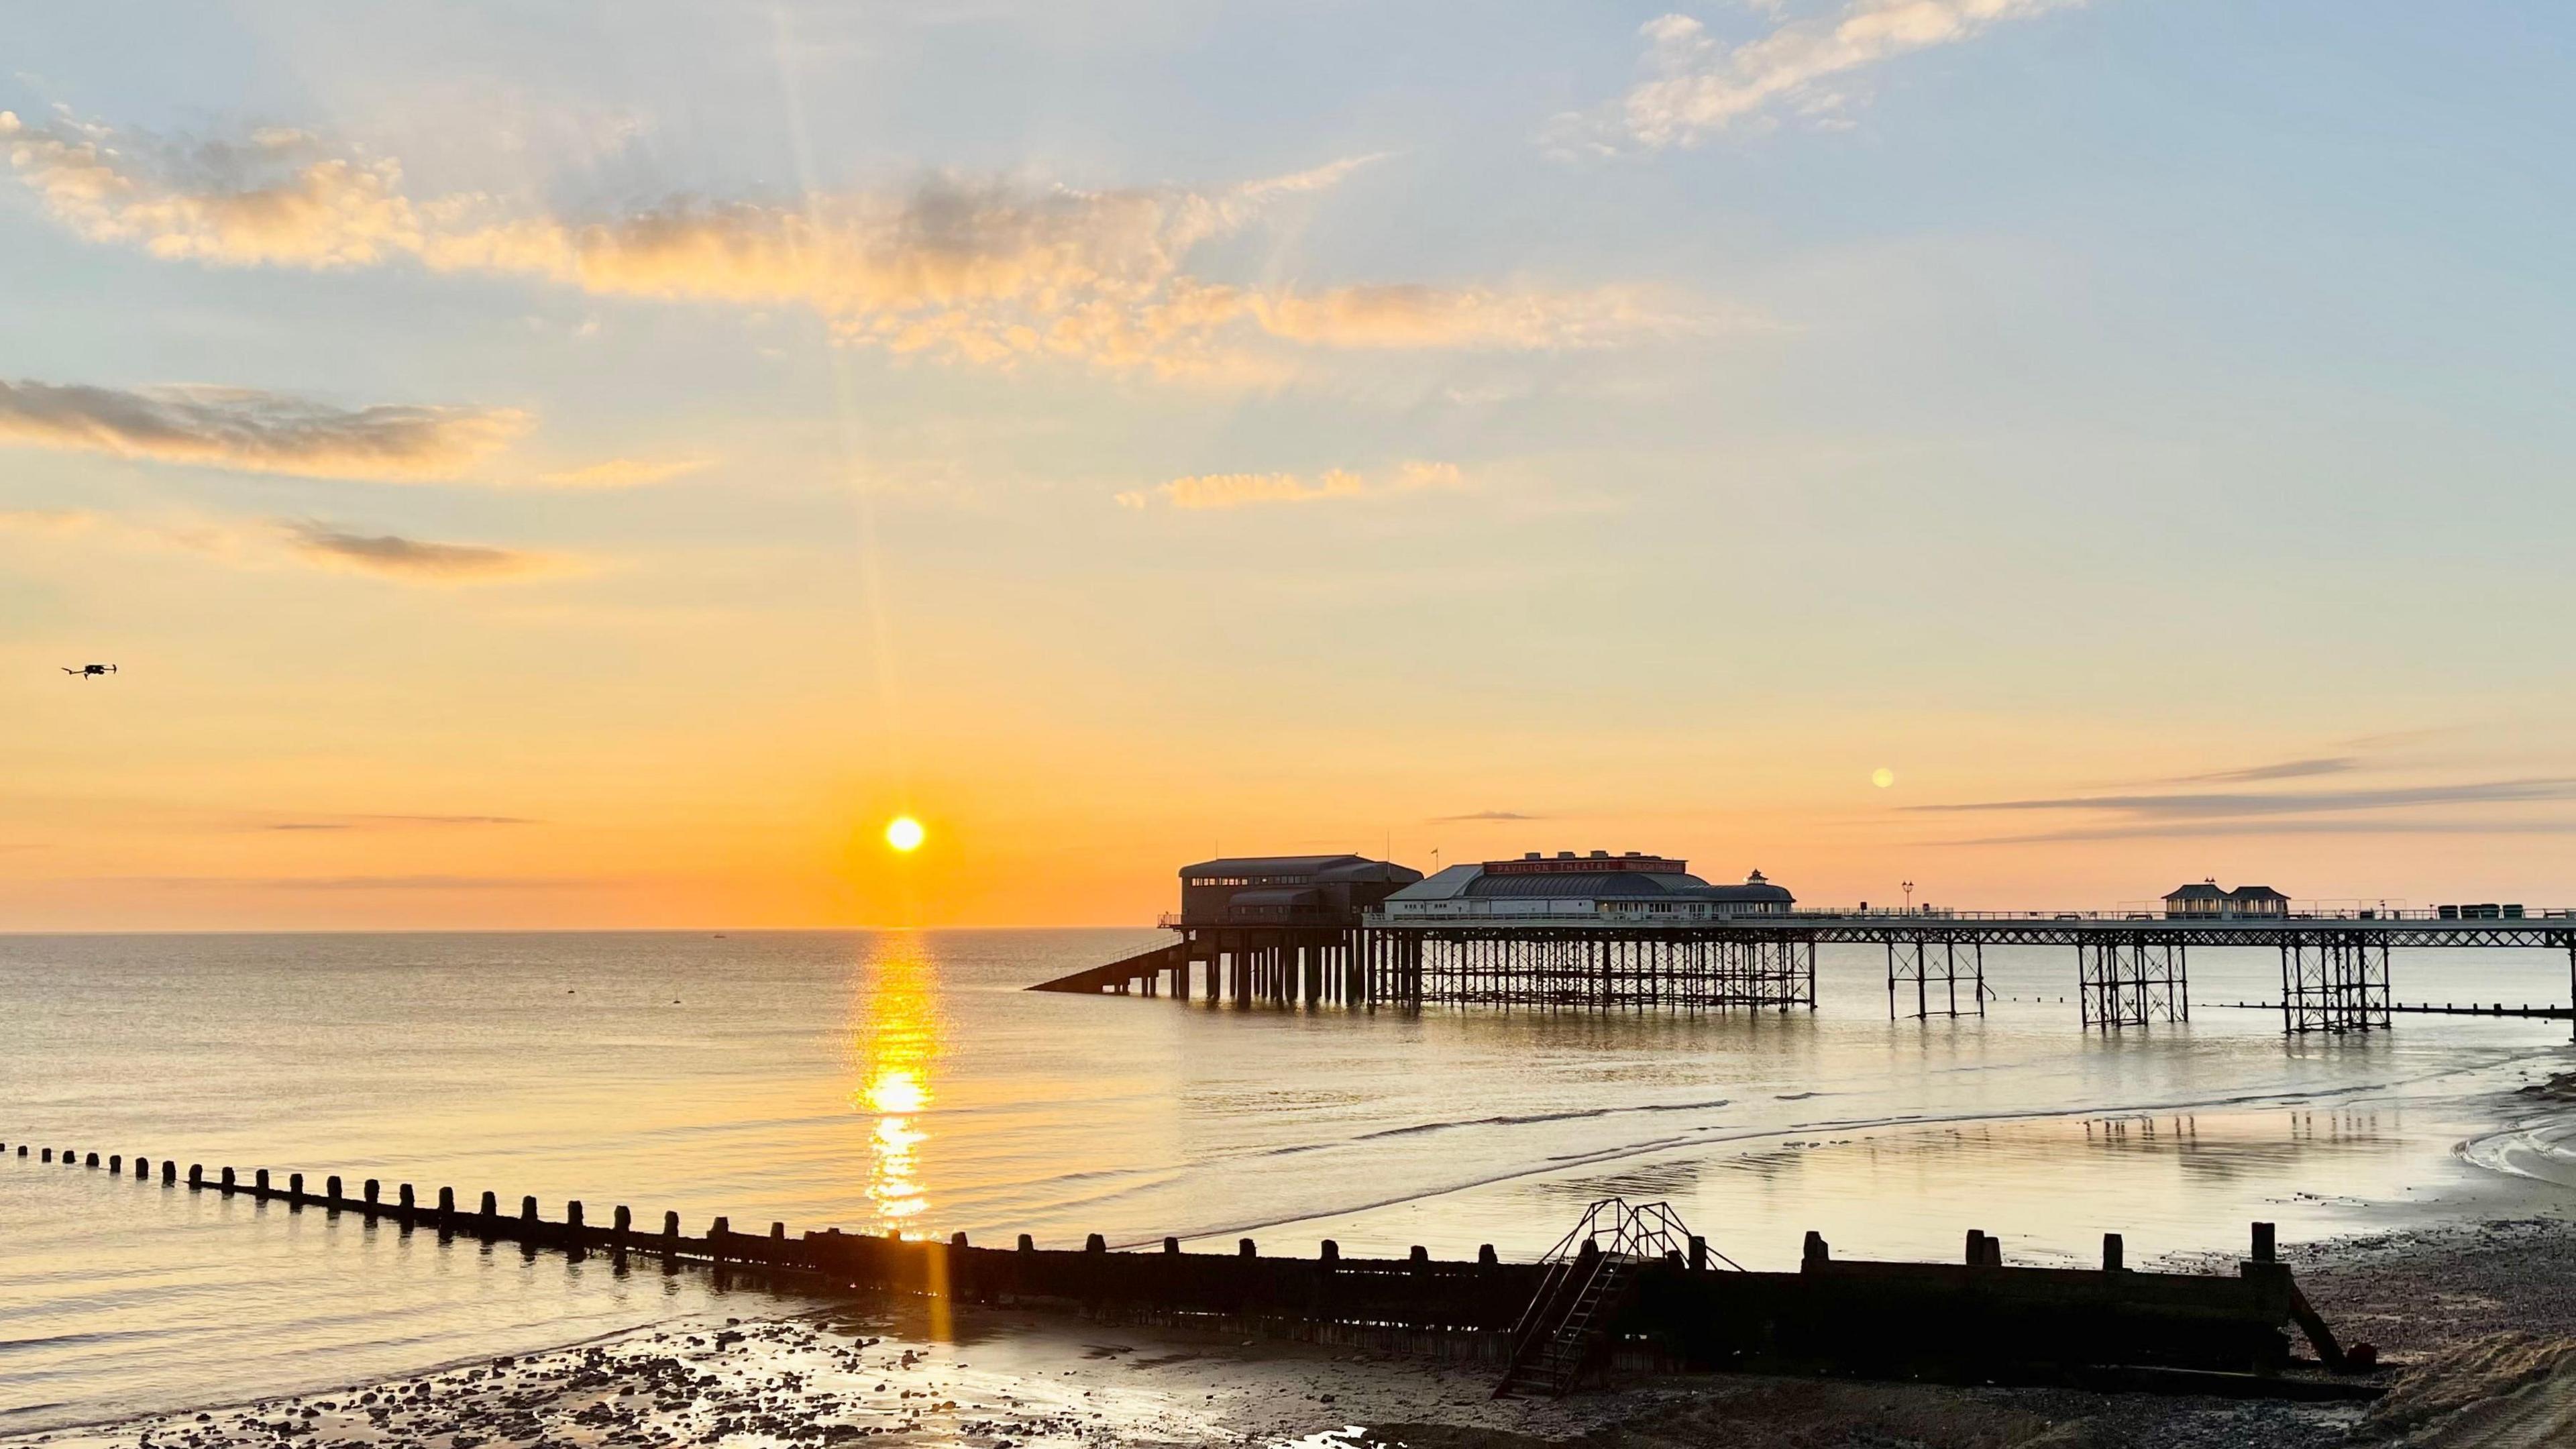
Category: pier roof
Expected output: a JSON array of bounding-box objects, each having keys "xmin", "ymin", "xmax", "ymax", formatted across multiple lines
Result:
[
  {"xmin": 1179, "ymin": 855, "xmax": 1421, "ymax": 883},
  {"xmin": 1384, "ymin": 860, "xmax": 1795, "ymax": 906},
  {"xmin": 1466, "ymin": 870, "xmax": 1705, "ymax": 899}
]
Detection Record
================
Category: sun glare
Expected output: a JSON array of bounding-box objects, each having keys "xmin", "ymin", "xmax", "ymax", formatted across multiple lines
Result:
[
  {"xmin": 1872, "ymin": 767, "xmax": 1896, "ymax": 789},
  {"xmin": 884, "ymin": 816, "xmax": 926, "ymax": 853}
]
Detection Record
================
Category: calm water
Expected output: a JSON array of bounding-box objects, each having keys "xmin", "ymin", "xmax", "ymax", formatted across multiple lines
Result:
[{"xmin": 2, "ymin": 928, "xmax": 2571, "ymax": 1430}]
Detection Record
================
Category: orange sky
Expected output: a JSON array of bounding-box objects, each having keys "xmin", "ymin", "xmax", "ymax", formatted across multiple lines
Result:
[{"xmin": 7, "ymin": 5, "xmax": 2576, "ymax": 929}]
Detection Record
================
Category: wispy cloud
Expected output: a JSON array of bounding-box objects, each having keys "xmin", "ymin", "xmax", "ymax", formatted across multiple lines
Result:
[
  {"xmin": 0, "ymin": 377, "xmax": 527, "ymax": 481},
  {"xmin": 282, "ymin": 521, "xmax": 559, "ymax": 582},
  {"xmin": 1, "ymin": 111, "xmax": 1707, "ymax": 377},
  {"xmin": 530, "ymin": 456, "xmax": 711, "ymax": 488},
  {"xmin": 1434, "ymin": 810, "xmax": 1545, "ymax": 822},
  {"xmin": 264, "ymin": 814, "xmax": 535, "ymax": 831},
  {"xmin": 1558, "ymin": 0, "xmax": 2083, "ymax": 152},
  {"xmin": 1938, "ymin": 816, "xmax": 2576, "ymax": 847},
  {"xmin": 1118, "ymin": 460, "xmax": 1466, "ymax": 511},
  {"xmin": 0, "ymin": 508, "xmax": 565, "ymax": 586},
  {"xmin": 2157, "ymin": 757, "xmax": 2361, "ymax": 786},
  {"xmin": 1249, "ymin": 285, "xmax": 1713, "ymax": 350},
  {"xmin": 1912, "ymin": 778, "xmax": 2576, "ymax": 819},
  {"xmin": 119, "ymin": 874, "xmax": 600, "ymax": 891}
]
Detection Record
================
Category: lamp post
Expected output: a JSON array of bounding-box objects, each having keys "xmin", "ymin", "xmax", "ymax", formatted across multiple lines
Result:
[{"xmin": 1902, "ymin": 880, "xmax": 1916, "ymax": 914}]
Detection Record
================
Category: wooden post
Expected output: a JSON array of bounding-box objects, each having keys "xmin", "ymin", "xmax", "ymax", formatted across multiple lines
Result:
[
  {"xmin": 87, "ymin": 1152, "xmax": 99, "ymax": 1168},
  {"xmin": 566, "ymin": 1201, "xmax": 586, "ymax": 1256},
  {"xmin": 110, "ymin": 1155, "xmax": 122, "ymax": 1173},
  {"xmin": 162, "ymin": 1160, "xmax": 176, "ymax": 1185},
  {"xmin": 1017, "ymin": 1233, "xmax": 1033, "ymax": 1252},
  {"xmin": 1239, "ymin": 1238, "xmax": 1257, "ymax": 1258},
  {"xmin": 220, "ymin": 1166, "xmax": 235, "ymax": 1192},
  {"xmin": 326, "ymin": 1174, "xmax": 342, "ymax": 1203},
  {"xmin": 1086, "ymin": 1233, "xmax": 1106, "ymax": 1253},
  {"xmin": 663, "ymin": 1210, "xmax": 680, "ymax": 1248},
  {"xmin": 254, "ymin": 1168, "xmax": 269, "ymax": 1195},
  {"xmin": 1689, "ymin": 1235, "xmax": 1707, "ymax": 1271},
  {"xmin": 137, "ymin": 1157, "xmax": 150, "ymax": 1179},
  {"xmin": 612, "ymin": 1204, "xmax": 631, "ymax": 1252},
  {"xmin": 364, "ymin": 1179, "xmax": 380, "ymax": 1209},
  {"xmin": 1479, "ymin": 1244, "xmax": 1498, "ymax": 1266},
  {"xmin": 40, "ymin": 1148, "xmax": 50, "ymax": 1163},
  {"xmin": 521, "ymin": 1195, "xmax": 539, "ymax": 1236},
  {"xmin": 480, "ymin": 1189, "xmax": 498, "ymax": 1220},
  {"xmin": 189, "ymin": 1163, "xmax": 203, "ymax": 1188},
  {"xmin": 1164, "ymin": 1236, "xmax": 1181, "ymax": 1254},
  {"xmin": 1803, "ymin": 1230, "xmax": 1829, "ymax": 1267},
  {"xmin": 438, "ymin": 1186, "xmax": 455, "ymax": 1226},
  {"xmin": 1966, "ymin": 1230, "xmax": 1986, "ymax": 1265},
  {"xmin": 711, "ymin": 1216, "xmax": 731, "ymax": 1262},
  {"xmin": 2252, "ymin": 1222, "xmax": 2276, "ymax": 1263},
  {"xmin": 398, "ymin": 1183, "xmax": 416, "ymax": 1218},
  {"xmin": 2103, "ymin": 1233, "xmax": 2125, "ymax": 1271}
]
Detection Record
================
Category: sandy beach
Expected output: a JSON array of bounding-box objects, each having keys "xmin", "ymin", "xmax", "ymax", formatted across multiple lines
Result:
[
  {"xmin": 20, "ymin": 1072, "xmax": 2576, "ymax": 1444},
  {"xmin": 13, "ymin": 1205, "xmax": 2573, "ymax": 1449},
  {"xmin": 13, "ymin": 1075, "xmax": 2572, "ymax": 1449}
]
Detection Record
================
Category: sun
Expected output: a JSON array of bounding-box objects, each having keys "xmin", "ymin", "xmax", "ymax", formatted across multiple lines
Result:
[
  {"xmin": 883, "ymin": 816, "xmax": 926, "ymax": 853},
  {"xmin": 1872, "ymin": 767, "xmax": 1896, "ymax": 789}
]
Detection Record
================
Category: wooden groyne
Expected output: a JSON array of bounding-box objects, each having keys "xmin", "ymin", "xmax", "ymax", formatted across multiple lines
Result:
[{"xmin": 7, "ymin": 1137, "xmax": 2373, "ymax": 1397}]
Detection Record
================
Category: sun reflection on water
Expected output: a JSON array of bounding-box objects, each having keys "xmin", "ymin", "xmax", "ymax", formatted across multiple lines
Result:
[{"xmin": 849, "ymin": 934, "xmax": 943, "ymax": 1232}]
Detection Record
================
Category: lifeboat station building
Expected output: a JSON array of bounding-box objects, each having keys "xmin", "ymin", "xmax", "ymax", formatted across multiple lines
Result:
[
  {"xmin": 1175, "ymin": 855, "xmax": 1425, "ymax": 928},
  {"xmin": 1379, "ymin": 851, "xmax": 1795, "ymax": 923}
]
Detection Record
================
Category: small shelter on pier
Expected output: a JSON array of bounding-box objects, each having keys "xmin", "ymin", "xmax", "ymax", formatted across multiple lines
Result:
[{"xmin": 2163, "ymin": 880, "xmax": 2291, "ymax": 920}]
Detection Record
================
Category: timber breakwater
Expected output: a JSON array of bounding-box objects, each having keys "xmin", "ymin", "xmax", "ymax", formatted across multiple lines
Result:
[{"xmin": 8, "ymin": 1137, "xmax": 2378, "ymax": 1401}]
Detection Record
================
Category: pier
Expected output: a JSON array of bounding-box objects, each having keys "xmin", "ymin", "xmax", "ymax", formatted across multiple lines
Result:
[
  {"xmin": 6, "ymin": 1138, "xmax": 2373, "ymax": 1398},
  {"xmin": 1034, "ymin": 853, "xmax": 2576, "ymax": 1036}
]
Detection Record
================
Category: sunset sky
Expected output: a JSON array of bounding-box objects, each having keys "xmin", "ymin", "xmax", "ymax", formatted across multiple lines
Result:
[{"xmin": 6, "ymin": 1, "xmax": 2574, "ymax": 929}]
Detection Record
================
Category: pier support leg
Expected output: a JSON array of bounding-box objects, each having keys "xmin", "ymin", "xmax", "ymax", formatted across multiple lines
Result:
[
  {"xmin": 1891, "ymin": 938, "xmax": 1980, "ymax": 1020},
  {"xmin": 2280, "ymin": 933, "xmax": 2390, "ymax": 1035},
  {"xmin": 2082, "ymin": 936, "xmax": 2184, "ymax": 1028}
]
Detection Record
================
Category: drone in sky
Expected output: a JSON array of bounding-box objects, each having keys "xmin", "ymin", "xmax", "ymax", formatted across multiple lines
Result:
[{"xmin": 62, "ymin": 663, "xmax": 117, "ymax": 679}]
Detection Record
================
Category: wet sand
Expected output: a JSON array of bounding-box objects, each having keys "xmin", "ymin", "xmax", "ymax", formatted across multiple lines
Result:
[
  {"xmin": 10, "ymin": 1212, "xmax": 2572, "ymax": 1449},
  {"xmin": 16, "ymin": 1080, "xmax": 2574, "ymax": 1449}
]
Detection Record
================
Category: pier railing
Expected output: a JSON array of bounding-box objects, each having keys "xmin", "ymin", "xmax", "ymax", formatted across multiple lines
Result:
[{"xmin": 1375, "ymin": 906, "xmax": 2576, "ymax": 925}]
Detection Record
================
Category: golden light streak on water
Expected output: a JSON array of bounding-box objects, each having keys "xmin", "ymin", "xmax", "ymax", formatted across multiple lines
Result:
[{"xmin": 848, "ymin": 935, "xmax": 943, "ymax": 1235}]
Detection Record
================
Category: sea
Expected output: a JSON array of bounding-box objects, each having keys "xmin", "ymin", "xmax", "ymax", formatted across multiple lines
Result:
[{"xmin": 1, "ymin": 928, "xmax": 2571, "ymax": 1432}]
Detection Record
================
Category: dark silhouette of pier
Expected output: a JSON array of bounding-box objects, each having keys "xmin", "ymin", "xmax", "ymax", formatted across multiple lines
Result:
[{"xmin": 1036, "ymin": 858, "xmax": 2576, "ymax": 1038}]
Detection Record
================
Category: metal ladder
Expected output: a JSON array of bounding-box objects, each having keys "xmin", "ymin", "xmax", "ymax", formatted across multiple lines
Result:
[
  {"xmin": 1494, "ymin": 1253, "xmax": 1635, "ymax": 1397},
  {"xmin": 1494, "ymin": 1198, "xmax": 1731, "ymax": 1399}
]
